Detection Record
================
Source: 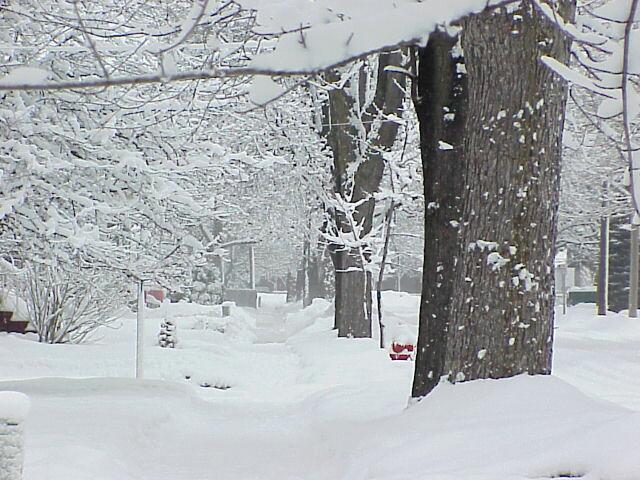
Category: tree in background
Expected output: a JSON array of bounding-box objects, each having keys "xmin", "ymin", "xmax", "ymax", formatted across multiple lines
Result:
[
  {"xmin": 321, "ymin": 53, "xmax": 406, "ymax": 338},
  {"xmin": 546, "ymin": 0, "xmax": 640, "ymax": 315}
]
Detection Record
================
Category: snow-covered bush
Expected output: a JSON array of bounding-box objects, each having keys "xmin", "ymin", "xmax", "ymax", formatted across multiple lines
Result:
[
  {"xmin": 158, "ymin": 319, "xmax": 178, "ymax": 348},
  {"xmin": 190, "ymin": 265, "xmax": 222, "ymax": 305},
  {"xmin": 16, "ymin": 262, "xmax": 125, "ymax": 344},
  {"xmin": 0, "ymin": 392, "xmax": 30, "ymax": 480}
]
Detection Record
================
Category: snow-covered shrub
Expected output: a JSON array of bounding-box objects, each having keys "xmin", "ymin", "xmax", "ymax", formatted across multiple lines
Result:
[
  {"xmin": 0, "ymin": 392, "xmax": 30, "ymax": 480},
  {"xmin": 190, "ymin": 265, "xmax": 222, "ymax": 305},
  {"xmin": 16, "ymin": 262, "xmax": 125, "ymax": 344},
  {"xmin": 158, "ymin": 319, "xmax": 178, "ymax": 348}
]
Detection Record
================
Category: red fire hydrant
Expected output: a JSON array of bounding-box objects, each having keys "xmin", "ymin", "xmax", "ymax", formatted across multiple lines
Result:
[{"xmin": 389, "ymin": 342, "xmax": 414, "ymax": 361}]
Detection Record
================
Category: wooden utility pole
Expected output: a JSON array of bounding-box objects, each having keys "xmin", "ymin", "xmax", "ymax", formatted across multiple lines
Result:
[{"xmin": 629, "ymin": 223, "xmax": 639, "ymax": 317}]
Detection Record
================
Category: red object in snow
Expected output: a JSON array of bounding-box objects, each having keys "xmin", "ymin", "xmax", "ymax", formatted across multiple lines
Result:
[
  {"xmin": 389, "ymin": 342, "xmax": 414, "ymax": 361},
  {"xmin": 145, "ymin": 289, "xmax": 165, "ymax": 304}
]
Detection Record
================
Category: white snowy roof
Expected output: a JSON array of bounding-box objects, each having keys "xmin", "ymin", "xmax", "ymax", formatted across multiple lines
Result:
[{"xmin": 0, "ymin": 288, "xmax": 29, "ymax": 322}]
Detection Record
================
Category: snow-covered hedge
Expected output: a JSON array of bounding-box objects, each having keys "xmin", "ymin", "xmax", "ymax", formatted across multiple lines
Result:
[{"xmin": 0, "ymin": 392, "xmax": 30, "ymax": 480}]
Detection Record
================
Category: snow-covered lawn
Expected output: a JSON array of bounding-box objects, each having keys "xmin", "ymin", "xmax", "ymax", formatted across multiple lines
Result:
[{"xmin": 1, "ymin": 293, "xmax": 639, "ymax": 479}]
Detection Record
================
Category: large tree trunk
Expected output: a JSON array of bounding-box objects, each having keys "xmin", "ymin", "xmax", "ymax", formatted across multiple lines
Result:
[
  {"xmin": 411, "ymin": 33, "xmax": 468, "ymax": 397},
  {"xmin": 324, "ymin": 52, "xmax": 406, "ymax": 338},
  {"xmin": 412, "ymin": 0, "xmax": 573, "ymax": 396}
]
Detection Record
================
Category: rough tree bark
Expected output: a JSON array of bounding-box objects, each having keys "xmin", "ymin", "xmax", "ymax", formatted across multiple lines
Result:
[
  {"xmin": 324, "ymin": 52, "xmax": 406, "ymax": 338},
  {"xmin": 412, "ymin": 0, "xmax": 574, "ymax": 397},
  {"xmin": 411, "ymin": 33, "xmax": 468, "ymax": 397},
  {"xmin": 325, "ymin": 77, "xmax": 372, "ymax": 336}
]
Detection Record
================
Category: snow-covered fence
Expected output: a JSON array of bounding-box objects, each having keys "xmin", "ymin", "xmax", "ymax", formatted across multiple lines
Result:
[{"xmin": 0, "ymin": 392, "xmax": 30, "ymax": 480}]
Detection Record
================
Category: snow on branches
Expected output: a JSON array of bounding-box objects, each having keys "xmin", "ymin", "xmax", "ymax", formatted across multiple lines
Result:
[{"xmin": 540, "ymin": 0, "xmax": 640, "ymax": 219}]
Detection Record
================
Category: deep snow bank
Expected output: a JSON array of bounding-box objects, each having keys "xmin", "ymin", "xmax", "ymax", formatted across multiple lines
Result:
[
  {"xmin": 2, "ymin": 375, "xmax": 638, "ymax": 479},
  {"xmin": 0, "ymin": 296, "xmax": 639, "ymax": 479},
  {"xmin": 342, "ymin": 375, "xmax": 640, "ymax": 480}
]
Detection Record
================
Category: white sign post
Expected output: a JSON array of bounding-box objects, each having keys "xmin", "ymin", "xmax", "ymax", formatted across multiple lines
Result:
[{"xmin": 136, "ymin": 280, "xmax": 144, "ymax": 379}]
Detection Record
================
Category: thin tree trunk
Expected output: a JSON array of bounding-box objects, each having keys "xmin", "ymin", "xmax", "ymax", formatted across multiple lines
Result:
[
  {"xmin": 302, "ymin": 240, "xmax": 311, "ymax": 308},
  {"xmin": 377, "ymin": 201, "xmax": 396, "ymax": 348},
  {"xmin": 305, "ymin": 241, "xmax": 327, "ymax": 306},
  {"xmin": 285, "ymin": 272, "xmax": 295, "ymax": 303},
  {"xmin": 295, "ymin": 266, "xmax": 304, "ymax": 302}
]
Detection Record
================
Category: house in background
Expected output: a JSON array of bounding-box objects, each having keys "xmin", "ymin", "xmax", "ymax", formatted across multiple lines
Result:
[
  {"xmin": 555, "ymin": 249, "xmax": 597, "ymax": 309},
  {"xmin": 144, "ymin": 285, "xmax": 165, "ymax": 306},
  {"xmin": 0, "ymin": 288, "xmax": 31, "ymax": 334}
]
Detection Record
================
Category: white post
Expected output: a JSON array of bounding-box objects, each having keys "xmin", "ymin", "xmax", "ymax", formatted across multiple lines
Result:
[
  {"xmin": 136, "ymin": 279, "xmax": 144, "ymax": 379},
  {"xmin": 630, "ymin": 224, "xmax": 639, "ymax": 318},
  {"xmin": 249, "ymin": 245, "xmax": 256, "ymax": 290},
  {"xmin": 562, "ymin": 266, "xmax": 568, "ymax": 315}
]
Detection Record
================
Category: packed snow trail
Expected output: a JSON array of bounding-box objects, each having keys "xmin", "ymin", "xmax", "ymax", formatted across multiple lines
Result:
[
  {"xmin": 2, "ymin": 294, "xmax": 640, "ymax": 479},
  {"xmin": 252, "ymin": 295, "xmax": 296, "ymax": 343}
]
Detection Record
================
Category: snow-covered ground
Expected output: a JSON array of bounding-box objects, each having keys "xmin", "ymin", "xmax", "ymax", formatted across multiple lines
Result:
[{"xmin": 1, "ymin": 293, "xmax": 639, "ymax": 479}]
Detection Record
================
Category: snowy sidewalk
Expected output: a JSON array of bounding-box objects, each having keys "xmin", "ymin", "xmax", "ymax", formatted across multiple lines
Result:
[
  {"xmin": 0, "ymin": 295, "xmax": 412, "ymax": 479},
  {"xmin": 1, "ymin": 296, "xmax": 640, "ymax": 479}
]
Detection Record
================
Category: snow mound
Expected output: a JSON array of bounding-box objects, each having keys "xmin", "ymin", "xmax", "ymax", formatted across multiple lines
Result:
[
  {"xmin": 0, "ymin": 391, "xmax": 30, "ymax": 423},
  {"xmin": 347, "ymin": 375, "xmax": 640, "ymax": 480},
  {"xmin": 283, "ymin": 298, "xmax": 333, "ymax": 337},
  {"xmin": 147, "ymin": 301, "xmax": 257, "ymax": 344}
]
